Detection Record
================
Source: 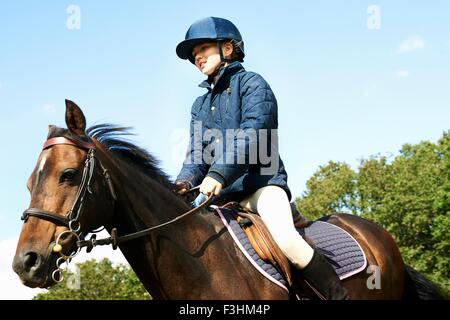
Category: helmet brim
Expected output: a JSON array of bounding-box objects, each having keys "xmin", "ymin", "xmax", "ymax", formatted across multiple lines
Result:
[{"xmin": 176, "ymin": 38, "xmax": 216, "ymax": 63}]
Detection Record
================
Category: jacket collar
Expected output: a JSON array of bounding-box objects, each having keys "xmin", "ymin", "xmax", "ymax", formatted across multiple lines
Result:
[{"xmin": 198, "ymin": 61, "xmax": 245, "ymax": 90}]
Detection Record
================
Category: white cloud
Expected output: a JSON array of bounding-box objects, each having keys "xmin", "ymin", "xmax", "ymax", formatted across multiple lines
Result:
[
  {"xmin": 397, "ymin": 36, "xmax": 425, "ymax": 53},
  {"xmin": 41, "ymin": 104, "xmax": 55, "ymax": 114},
  {"xmin": 0, "ymin": 231, "xmax": 128, "ymax": 300},
  {"xmin": 396, "ymin": 70, "xmax": 410, "ymax": 79}
]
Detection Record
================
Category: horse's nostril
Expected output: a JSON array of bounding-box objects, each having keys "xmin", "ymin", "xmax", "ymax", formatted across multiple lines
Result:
[{"xmin": 23, "ymin": 252, "xmax": 40, "ymax": 272}]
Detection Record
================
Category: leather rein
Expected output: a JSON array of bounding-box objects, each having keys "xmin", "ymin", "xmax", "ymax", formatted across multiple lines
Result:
[{"xmin": 21, "ymin": 136, "xmax": 212, "ymax": 258}]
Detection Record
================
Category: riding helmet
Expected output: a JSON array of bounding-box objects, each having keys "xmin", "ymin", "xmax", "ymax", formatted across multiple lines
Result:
[{"xmin": 176, "ymin": 17, "xmax": 245, "ymax": 64}]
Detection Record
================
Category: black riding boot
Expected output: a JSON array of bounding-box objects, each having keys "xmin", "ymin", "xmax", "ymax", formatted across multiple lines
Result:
[{"xmin": 301, "ymin": 250, "xmax": 350, "ymax": 300}]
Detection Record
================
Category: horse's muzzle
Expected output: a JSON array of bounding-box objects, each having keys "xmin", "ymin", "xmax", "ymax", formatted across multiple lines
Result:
[{"xmin": 12, "ymin": 250, "xmax": 55, "ymax": 288}]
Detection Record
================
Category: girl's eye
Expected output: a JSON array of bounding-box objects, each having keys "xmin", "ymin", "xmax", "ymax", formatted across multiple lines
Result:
[{"xmin": 59, "ymin": 169, "xmax": 78, "ymax": 183}]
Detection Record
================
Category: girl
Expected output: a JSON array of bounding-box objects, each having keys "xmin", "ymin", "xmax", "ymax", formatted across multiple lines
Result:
[{"xmin": 175, "ymin": 17, "xmax": 348, "ymax": 300}]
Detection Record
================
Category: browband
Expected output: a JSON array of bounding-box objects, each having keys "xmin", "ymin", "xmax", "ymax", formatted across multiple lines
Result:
[{"xmin": 43, "ymin": 137, "xmax": 95, "ymax": 150}]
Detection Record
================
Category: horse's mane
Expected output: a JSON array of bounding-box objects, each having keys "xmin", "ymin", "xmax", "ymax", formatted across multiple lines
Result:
[{"xmin": 48, "ymin": 124, "xmax": 175, "ymax": 190}]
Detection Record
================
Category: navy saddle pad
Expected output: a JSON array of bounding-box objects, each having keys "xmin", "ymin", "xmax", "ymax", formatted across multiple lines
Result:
[{"xmin": 213, "ymin": 206, "xmax": 367, "ymax": 291}]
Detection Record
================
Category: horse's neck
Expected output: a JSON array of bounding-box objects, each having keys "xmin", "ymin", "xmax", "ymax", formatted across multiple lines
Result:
[{"xmin": 108, "ymin": 160, "xmax": 212, "ymax": 298}]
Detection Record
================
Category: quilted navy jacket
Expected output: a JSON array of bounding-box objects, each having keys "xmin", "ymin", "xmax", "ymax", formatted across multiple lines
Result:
[{"xmin": 177, "ymin": 61, "xmax": 291, "ymax": 202}]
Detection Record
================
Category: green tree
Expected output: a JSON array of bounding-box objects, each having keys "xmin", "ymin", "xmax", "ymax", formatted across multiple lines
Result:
[
  {"xmin": 355, "ymin": 155, "xmax": 391, "ymax": 216},
  {"xmin": 33, "ymin": 258, "xmax": 151, "ymax": 300},
  {"xmin": 362, "ymin": 133, "xmax": 449, "ymax": 290},
  {"xmin": 296, "ymin": 161, "xmax": 357, "ymax": 220},
  {"xmin": 295, "ymin": 131, "xmax": 450, "ymax": 293}
]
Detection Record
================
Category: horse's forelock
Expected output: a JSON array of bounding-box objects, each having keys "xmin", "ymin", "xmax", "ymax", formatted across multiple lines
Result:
[
  {"xmin": 47, "ymin": 125, "xmax": 90, "ymax": 145},
  {"xmin": 47, "ymin": 125, "xmax": 67, "ymax": 139}
]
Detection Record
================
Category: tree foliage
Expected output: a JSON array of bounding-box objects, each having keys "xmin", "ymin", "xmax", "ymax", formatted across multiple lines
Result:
[
  {"xmin": 33, "ymin": 258, "xmax": 151, "ymax": 300},
  {"xmin": 295, "ymin": 131, "xmax": 450, "ymax": 293},
  {"xmin": 297, "ymin": 161, "xmax": 357, "ymax": 220}
]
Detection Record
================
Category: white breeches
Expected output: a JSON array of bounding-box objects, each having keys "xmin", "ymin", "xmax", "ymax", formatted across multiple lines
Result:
[{"xmin": 239, "ymin": 185, "xmax": 314, "ymax": 269}]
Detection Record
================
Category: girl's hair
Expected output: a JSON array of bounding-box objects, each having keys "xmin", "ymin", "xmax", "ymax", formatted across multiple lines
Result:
[{"xmin": 227, "ymin": 39, "xmax": 245, "ymax": 62}]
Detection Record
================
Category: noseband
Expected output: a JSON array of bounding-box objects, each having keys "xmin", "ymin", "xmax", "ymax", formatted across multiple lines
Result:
[{"xmin": 21, "ymin": 136, "xmax": 212, "ymax": 282}]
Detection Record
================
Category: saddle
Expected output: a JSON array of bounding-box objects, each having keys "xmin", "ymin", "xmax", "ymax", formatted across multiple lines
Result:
[
  {"xmin": 221, "ymin": 202, "xmax": 311, "ymax": 288},
  {"xmin": 213, "ymin": 201, "xmax": 367, "ymax": 299}
]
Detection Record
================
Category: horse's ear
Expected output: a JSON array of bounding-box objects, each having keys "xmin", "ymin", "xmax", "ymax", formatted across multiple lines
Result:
[{"xmin": 65, "ymin": 99, "xmax": 86, "ymax": 136}]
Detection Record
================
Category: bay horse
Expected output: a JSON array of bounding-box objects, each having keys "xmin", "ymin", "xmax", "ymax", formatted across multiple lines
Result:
[{"xmin": 12, "ymin": 100, "xmax": 444, "ymax": 299}]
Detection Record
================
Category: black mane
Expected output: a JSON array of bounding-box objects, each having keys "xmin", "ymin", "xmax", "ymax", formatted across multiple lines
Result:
[{"xmin": 48, "ymin": 124, "xmax": 175, "ymax": 190}]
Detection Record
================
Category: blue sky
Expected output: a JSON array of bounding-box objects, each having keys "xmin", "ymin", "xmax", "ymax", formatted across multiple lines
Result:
[{"xmin": 0, "ymin": 0, "xmax": 449, "ymax": 244}]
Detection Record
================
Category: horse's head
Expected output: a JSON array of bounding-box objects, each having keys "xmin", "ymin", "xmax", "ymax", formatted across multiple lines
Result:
[{"xmin": 13, "ymin": 100, "xmax": 116, "ymax": 288}]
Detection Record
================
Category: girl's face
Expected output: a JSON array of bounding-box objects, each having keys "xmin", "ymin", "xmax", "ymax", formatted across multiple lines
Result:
[
  {"xmin": 192, "ymin": 42, "xmax": 221, "ymax": 76},
  {"xmin": 192, "ymin": 42, "xmax": 233, "ymax": 76}
]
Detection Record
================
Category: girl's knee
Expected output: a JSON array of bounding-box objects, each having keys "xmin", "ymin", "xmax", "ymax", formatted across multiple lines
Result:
[
  {"xmin": 257, "ymin": 185, "xmax": 289, "ymax": 203},
  {"xmin": 272, "ymin": 230, "xmax": 310, "ymax": 251}
]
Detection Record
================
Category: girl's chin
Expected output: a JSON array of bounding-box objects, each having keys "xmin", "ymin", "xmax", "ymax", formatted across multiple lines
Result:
[
  {"xmin": 200, "ymin": 64, "xmax": 220, "ymax": 76},
  {"xmin": 201, "ymin": 69, "xmax": 214, "ymax": 76}
]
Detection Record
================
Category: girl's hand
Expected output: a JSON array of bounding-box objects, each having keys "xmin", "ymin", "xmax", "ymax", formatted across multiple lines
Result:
[
  {"xmin": 200, "ymin": 176, "xmax": 223, "ymax": 196},
  {"xmin": 174, "ymin": 180, "xmax": 190, "ymax": 195}
]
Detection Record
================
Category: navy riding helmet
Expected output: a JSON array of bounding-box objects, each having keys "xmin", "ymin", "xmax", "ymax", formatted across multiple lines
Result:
[{"xmin": 176, "ymin": 17, "xmax": 245, "ymax": 64}]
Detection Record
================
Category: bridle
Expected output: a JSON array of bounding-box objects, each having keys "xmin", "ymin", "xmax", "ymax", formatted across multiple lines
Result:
[
  {"xmin": 21, "ymin": 136, "xmax": 114, "ymax": 281},
  {"xmin": 21, "ymin": 136, "xmax": 212, "ymax": 282},
  {"xmin": 22, "ymin": 137, "xmax": 111, "ymax": 229}
]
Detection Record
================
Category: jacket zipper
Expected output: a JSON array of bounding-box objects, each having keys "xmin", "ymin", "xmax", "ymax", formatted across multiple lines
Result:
[{"xmin": 225, "ymin": 87, "xmax": 231, "ymax": 113}]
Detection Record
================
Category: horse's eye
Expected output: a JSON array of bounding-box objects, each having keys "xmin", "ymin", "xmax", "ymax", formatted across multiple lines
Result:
[{"xmin": 59, "ymin": 169, "xmax": 78, "ymax": 184}]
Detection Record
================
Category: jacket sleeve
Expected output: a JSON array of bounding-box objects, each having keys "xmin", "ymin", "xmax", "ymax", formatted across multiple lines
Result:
[
  {"xmin": 207, "ymin": 73, "xmax": 278, "ymax": 187},
  {"xmin": 176, "ymin": 99, "xmax": 210, "ymax": 188}
]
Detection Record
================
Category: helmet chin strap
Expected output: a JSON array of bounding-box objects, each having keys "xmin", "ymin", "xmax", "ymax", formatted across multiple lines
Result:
[
  {"xmin": 217, "ymin": 41, "xmax": 232, "ymax": 67},
  {"xmin": 207, "ymin": 42, "xmax": 232, "ymax": 82}
]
